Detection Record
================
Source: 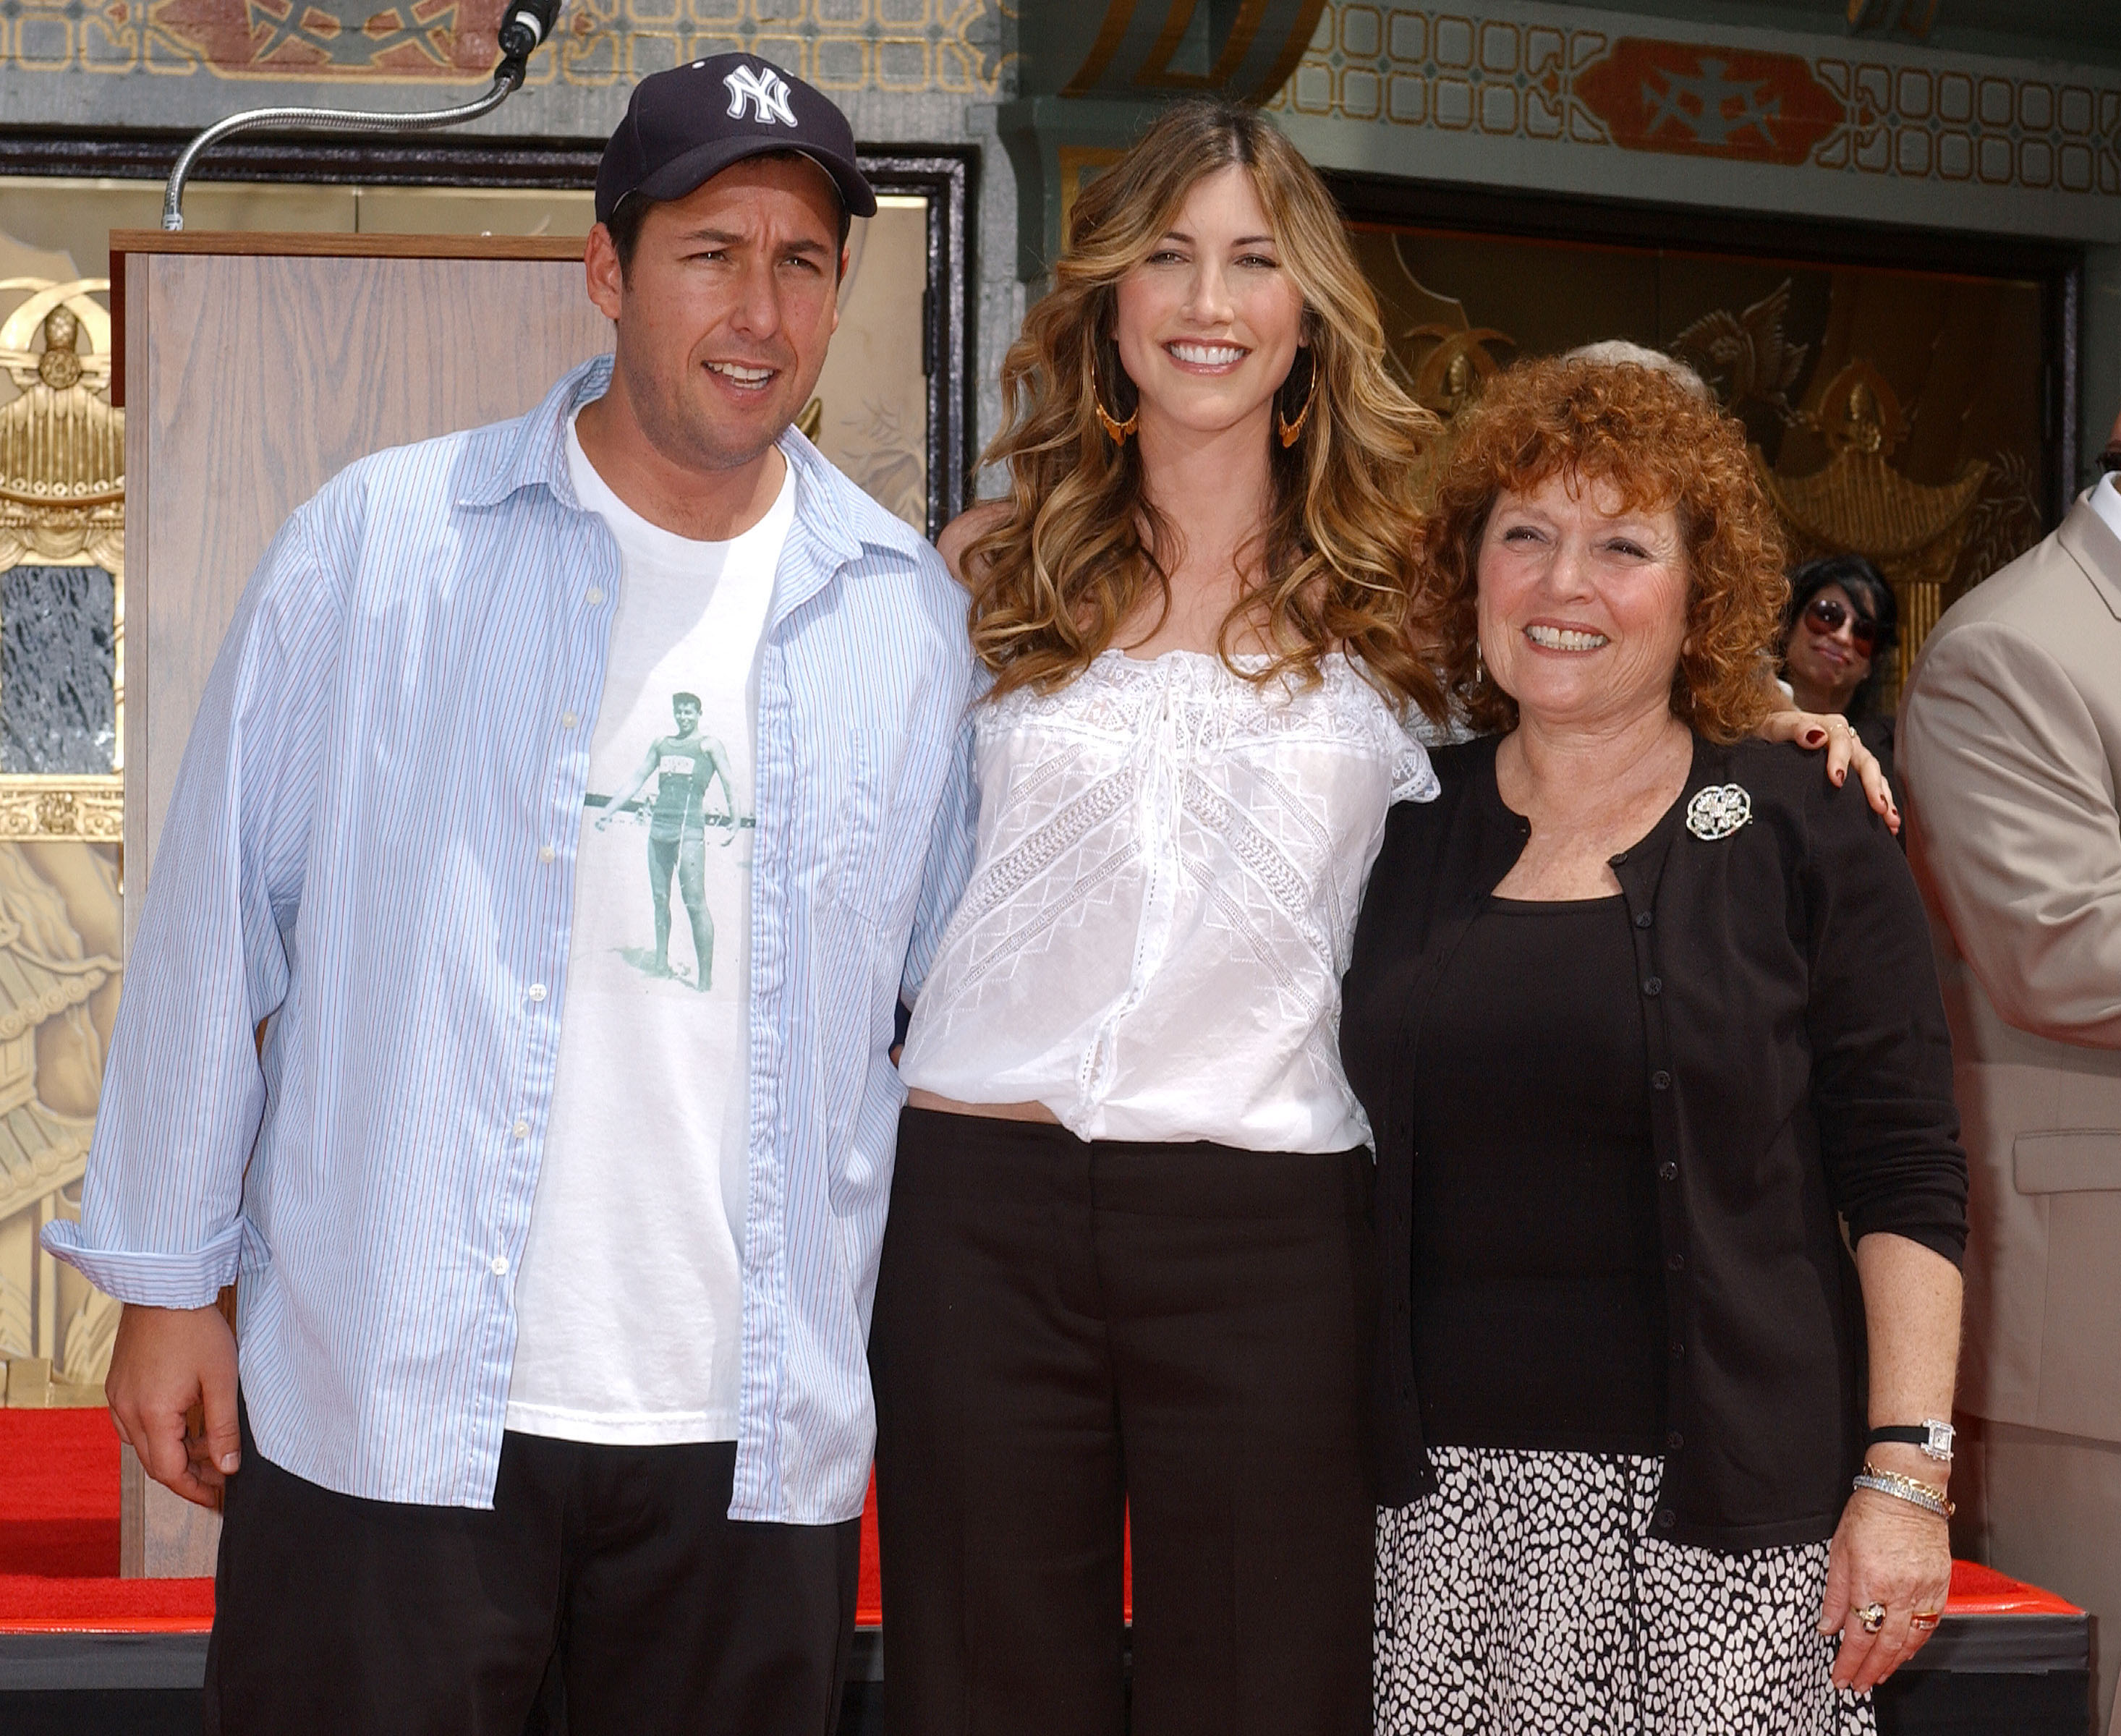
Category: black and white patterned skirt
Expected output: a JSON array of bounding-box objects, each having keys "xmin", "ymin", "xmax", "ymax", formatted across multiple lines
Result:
[{"xmin": 1375, "ymin": 1447, "xmax": 1876, "ymax": 1735}]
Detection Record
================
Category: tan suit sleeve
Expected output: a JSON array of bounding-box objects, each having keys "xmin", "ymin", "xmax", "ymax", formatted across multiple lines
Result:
[{"xmin": 1901, "ymin": 618, "xmax": 2121, "ymax": 1048}]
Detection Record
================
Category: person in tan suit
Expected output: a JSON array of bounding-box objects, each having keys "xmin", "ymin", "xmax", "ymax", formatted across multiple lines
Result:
[{"xmin": 1898, "ymin": 421, "xmax": 2121, "ymax": 1735}]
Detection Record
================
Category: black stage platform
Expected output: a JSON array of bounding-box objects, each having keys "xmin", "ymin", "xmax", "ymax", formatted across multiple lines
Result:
[{"xmin": 0, "ymin": 1612, "xmax": 2092, "ymax": 1735}]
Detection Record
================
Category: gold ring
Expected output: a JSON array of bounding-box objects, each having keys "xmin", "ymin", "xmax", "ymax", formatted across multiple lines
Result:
[
  {"xmin": 1858, "ymin": 1601, "xmax": 1887, "ymax": 1633},
  {"xmin": 1909, "ymin": 1611, "xmax": 1942, "ymax": 1633}
]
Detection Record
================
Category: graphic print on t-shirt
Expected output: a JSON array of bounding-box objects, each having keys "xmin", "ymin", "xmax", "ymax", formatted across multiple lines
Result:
[
  {"xmin": 590, "ymin": 692, "xmax": 750, "ymax": 990},
  {"xmin": 504, "ymin": 415, "xmax": 791, "ymax": 1448}
]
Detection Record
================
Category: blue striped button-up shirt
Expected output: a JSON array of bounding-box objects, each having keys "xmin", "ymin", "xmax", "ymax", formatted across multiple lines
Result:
[{"xmin": 46, "ymin": 357, "xmax": 979, "ymax": 1523}]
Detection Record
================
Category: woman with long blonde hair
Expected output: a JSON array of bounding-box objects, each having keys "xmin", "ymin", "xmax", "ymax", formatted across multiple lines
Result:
[
  {"xmin": 875, "ymin": 101, "xmax": 1436, "ymax": 1735},
  {"xmin": 872, "ymin": 101, "xmax": 1882, "ymax": 1735}
]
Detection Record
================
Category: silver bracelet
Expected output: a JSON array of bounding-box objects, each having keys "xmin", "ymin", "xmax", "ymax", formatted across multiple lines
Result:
[{"xmin": 1853, "ymin": 1464, "xmax": 1955, "ymax": 1520}]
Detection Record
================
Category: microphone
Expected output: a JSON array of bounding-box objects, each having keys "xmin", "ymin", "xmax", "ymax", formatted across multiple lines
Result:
[
  {"xmin": 161, "ymin": 0, "xmax": 569, "ymax": 229},
  {"xmin": 496, "ymin": 0, "xmax": 564, "ymax": 88}
]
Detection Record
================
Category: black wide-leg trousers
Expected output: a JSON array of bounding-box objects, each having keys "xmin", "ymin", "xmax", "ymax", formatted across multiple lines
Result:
[{"xmin": 870, "ymin": 1107, "xmax": 1377, "ymax": 1736}]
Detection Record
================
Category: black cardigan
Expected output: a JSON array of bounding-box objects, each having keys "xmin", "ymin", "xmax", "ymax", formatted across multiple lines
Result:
[{"xmin": 1341, "ymin": 733, "xmax": 1967, "ymax": 1552}]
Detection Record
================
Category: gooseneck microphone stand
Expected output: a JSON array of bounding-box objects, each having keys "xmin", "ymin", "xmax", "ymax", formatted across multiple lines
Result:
[{"xmin": 160, "ymin": 0, "xmax": 565, "ymax": 232}]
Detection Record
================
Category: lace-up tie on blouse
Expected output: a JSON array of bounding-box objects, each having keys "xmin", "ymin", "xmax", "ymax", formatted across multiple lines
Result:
[{"xmin": 898, "ymin": 649, "xmax": 1439, "ymax": 1152}]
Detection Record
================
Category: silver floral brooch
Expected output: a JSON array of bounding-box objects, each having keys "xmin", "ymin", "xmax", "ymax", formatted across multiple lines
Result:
[{"xmin": 1686, "ymin": 783, "xmax": 1753, "ymax": 841}]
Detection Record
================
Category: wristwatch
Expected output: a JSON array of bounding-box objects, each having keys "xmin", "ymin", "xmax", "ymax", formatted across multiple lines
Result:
[{"xmin": 1866, "ymin": 1419, "xmax": 1955, "ymax": 1463}]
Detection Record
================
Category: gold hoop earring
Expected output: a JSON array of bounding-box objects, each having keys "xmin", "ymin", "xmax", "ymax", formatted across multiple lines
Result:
[
  {"xmin": 1094, "ymin": 396, "xmax": 1139, "ymax": 446},
  {"xmin": 1276, "ymin": 356, "xmax": 1317, "ymax": 448}
]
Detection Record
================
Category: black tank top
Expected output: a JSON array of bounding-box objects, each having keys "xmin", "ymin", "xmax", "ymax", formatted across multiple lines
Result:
[{"xmin": 1408, "ymin": 893, "xmax": 1667, "ymax": 1453}]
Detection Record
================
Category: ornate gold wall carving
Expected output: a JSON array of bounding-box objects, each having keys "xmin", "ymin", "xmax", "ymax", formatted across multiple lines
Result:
[
  {"xmin": 0, "ymin": 838, "xmax": 122, "ymax": 1406},
  {"xmin": 1355, "ymin": 228, "xmax": 2048, "ymax": 695},
  {"xmin": 0, "ymin": 278, "xmax": 125, "ymax": 1407},
  {"xmin": 1751, "ymin": 361, "xmax": 1986, "ymax": 686},
  {"xmin": 0, "ymin": 276, "xmax": 126, "ymax": 834}
]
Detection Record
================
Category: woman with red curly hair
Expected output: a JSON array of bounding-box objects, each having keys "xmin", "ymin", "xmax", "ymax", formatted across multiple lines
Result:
[{"xmin": 1342, "ymin": 354, "xmax": 1967, "ymax": 1733}]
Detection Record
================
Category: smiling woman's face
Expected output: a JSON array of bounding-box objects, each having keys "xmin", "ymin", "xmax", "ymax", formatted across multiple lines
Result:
[
  {"xmin": 1476, "ymin": 469, "xmax": 1692, "ymax": 736},
  {"xmin": 1781, "ymin": 580, "xmax": 1874, "ymax": 713},
  {"xmin": 1110, "ymin": 163, "xmax": 1306, "ymax": 444}
]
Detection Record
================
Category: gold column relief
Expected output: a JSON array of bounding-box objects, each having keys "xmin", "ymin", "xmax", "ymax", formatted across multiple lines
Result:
[{"xmin": 0, "ymin": 278, "xmax": 125, "ymax": 840}]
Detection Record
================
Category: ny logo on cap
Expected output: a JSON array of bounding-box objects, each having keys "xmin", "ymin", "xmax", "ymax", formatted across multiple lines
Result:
[{"xmin": 724, "ymin": 63, "xmax": 796, "ymax": 127}]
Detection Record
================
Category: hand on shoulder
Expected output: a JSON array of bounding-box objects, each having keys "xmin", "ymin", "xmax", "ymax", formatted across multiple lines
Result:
[{"xmin": 1758, "ymin": 707, "xmax": 1898, "ymax": 833}]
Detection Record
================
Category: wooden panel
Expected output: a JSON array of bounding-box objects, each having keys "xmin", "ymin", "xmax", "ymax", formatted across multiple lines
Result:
[
  {"xmin": 125, "ymin": 247, "xmax": 611, "ymax": 934},
  {"xmin": 118, "ymin": 1442, "xmax": 144, "ymax": 1578},
  {"xmin": 139, "ymin": 1470, "xmax": 222, "ymax": 1580},
  {"xmin": 119, "ymin": 242, "xmax": 610, "ymax": 1573},
  {"xmin": 109, "ymin": 234, "xmax": 591, "ymax": 402}
]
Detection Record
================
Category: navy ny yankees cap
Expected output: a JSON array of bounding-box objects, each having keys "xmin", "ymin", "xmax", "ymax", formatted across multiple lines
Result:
[{"xmin": 596, "ymin": 53, "xmax": 877, "ymax": 226}]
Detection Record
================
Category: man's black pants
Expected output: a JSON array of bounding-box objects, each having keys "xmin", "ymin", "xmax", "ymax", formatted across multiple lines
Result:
[{"xmin": 204, "ymin": 1410, "xmax": 860, "ymax": 1735}]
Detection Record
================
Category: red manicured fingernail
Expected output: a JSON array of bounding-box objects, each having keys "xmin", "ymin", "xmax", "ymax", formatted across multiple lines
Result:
[{"xmin": 1806, "ymin": 729, "xmax": 1827, "ymax": 746}]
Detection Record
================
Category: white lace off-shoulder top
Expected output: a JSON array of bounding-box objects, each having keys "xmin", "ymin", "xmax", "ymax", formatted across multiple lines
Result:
[{"xmin": 898, "ymin": 647, "xmax": 1440, "ymax": 1153}]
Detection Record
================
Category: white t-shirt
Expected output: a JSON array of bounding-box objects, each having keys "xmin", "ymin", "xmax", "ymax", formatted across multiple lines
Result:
[{"xmin": 504, "ymin": 415, "xmax": 793, "ymax": 1444}]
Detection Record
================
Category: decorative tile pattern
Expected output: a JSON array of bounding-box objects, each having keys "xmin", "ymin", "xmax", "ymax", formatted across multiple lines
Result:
[
  {"xmin": 1, "ymin": 0, "xmax": 1007, "ymax": 92},
  {"xmin": 1273, "ymin": 2, "xmax": 2121, "ymax": 200},
  {"xmin": 146, "ymin": 0, "xmax": 503, "ymax": 78}
]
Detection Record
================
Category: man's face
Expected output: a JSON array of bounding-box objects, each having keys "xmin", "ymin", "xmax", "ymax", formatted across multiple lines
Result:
[
  {"xmin": 673, "ymin": 696, "xmax": 702, "ymax": 733},
  {"xmin": 590, "ymin": 156, "xmax": 846, "ymax": 475}
]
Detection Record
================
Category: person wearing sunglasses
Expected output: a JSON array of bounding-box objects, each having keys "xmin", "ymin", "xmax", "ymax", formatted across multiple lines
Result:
[{"xmin": 1780, "ymin": 554, "xmax": 1901, "ymax": 814}]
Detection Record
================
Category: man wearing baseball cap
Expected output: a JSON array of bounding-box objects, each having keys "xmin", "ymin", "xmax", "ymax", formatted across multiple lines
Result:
[{"xmin": 48, "ymin": 55, "xmax": 976, "ymax": 1732}]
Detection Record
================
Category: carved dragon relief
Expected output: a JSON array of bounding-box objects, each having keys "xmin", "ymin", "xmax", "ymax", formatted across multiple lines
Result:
[
  {"xmin": 1670, "ymin": 281, "xmax": 1811, "ymax": 429},
  {"xmin": 1384, "ymin": 241, "xmax": 1518, "ymax": 424}
]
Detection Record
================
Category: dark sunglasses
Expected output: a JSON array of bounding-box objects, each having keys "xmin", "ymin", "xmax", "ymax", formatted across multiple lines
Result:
[{"xmin": 1802, "ymin": 594, "xmax": 1879, "ymax": 655}]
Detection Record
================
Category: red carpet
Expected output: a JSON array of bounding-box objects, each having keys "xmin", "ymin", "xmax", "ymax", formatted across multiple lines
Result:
[
  {"xmin": 1944, "ymin": 1557, "xmax": 2080, "ymax": 1616},
  {"xmin": 0, "ymin": 1410, "xmax": 2064, "ymax": 1633},
  {"xmin": 0, "ymin": 1408, "xmax": 213, "ymax": 1628},
  {"xmin": 857, "ymin": 1483, "xmax": 880, "ymax": 1624},
  {"xmin": 0, "ymin": 1409, "xmax": 122, "ymax": 1577},
  {"xmin": 0, "ymin": 1575, "xmax": 216, "ymax": 1627}
]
